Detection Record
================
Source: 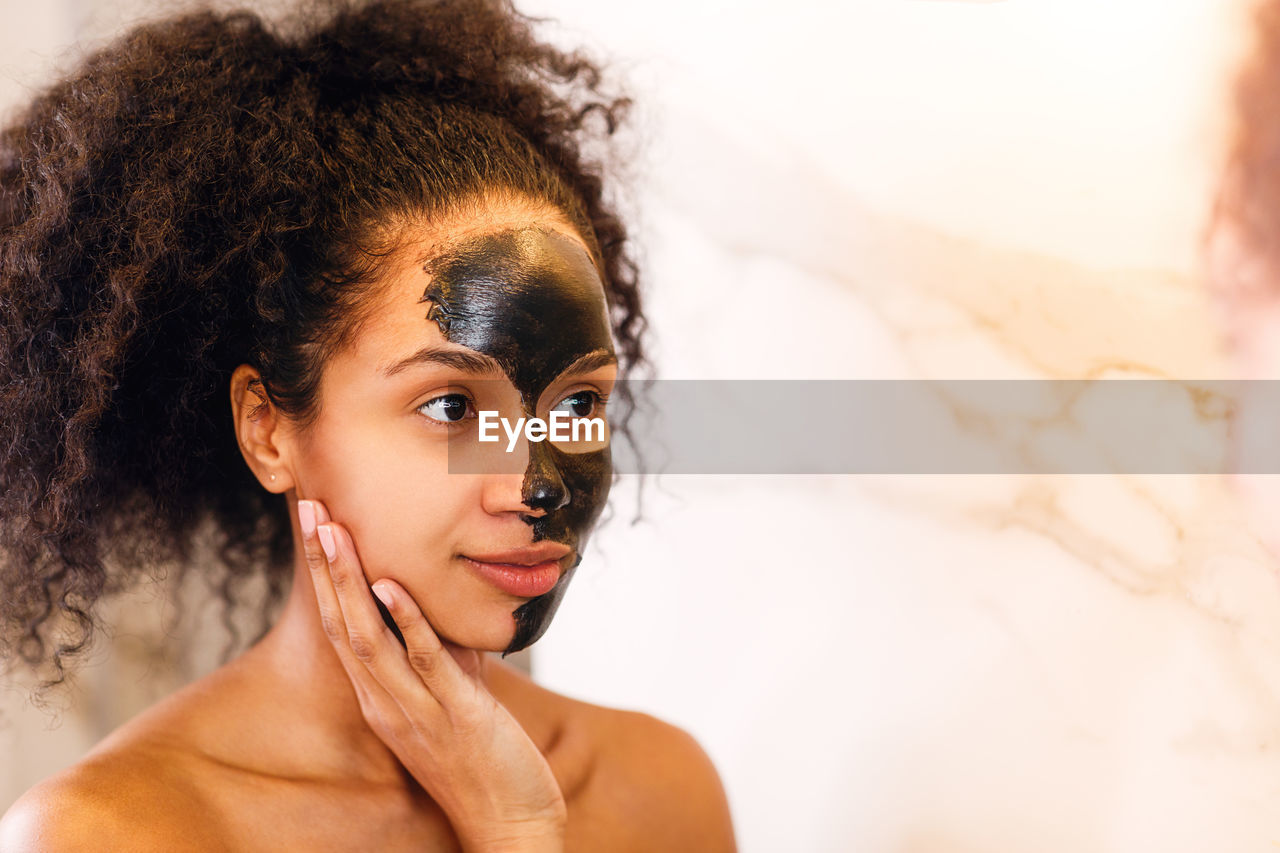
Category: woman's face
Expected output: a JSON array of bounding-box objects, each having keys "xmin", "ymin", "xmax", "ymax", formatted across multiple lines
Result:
[{"xmin": 288, "ymin": 215, "xmax": 617, "ymax": 654}]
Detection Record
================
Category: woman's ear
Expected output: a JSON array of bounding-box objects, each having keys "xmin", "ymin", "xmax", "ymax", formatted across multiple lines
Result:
[{"xmin": 230, "ymin": 364, "xmax": 296, "ymax": 493}]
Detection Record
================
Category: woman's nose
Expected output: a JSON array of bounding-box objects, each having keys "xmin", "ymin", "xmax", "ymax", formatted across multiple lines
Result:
[{"xmin": 521, "ymin": 442, "xmax": 570, "ymax": 515}]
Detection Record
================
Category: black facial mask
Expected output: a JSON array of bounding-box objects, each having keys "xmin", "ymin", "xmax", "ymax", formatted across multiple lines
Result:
[{"xmin": 413, "ymin": 226, "xmax": 615, "ymax": 654}]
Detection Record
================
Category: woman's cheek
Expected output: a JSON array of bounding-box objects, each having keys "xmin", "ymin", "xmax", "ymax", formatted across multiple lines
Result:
[{"xmin": 298, "ymin": 427, "xmax": 417, "ymax": 552}]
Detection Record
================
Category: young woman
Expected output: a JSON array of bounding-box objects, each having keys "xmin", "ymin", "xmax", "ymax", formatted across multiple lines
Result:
[{"xmin": 0, "ymin": 0, "xmax": 736, "ymax": 849}]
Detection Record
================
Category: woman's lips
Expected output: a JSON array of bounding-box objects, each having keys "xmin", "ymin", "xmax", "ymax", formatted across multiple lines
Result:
[{"xmin": 462, "ymin": 556, "xmax": 563, "ymax": 598}]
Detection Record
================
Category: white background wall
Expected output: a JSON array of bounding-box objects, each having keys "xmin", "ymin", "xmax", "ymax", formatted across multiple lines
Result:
[{"xmin": 6, "ymin": 1, "xmax": 1280, "ymax": 851}]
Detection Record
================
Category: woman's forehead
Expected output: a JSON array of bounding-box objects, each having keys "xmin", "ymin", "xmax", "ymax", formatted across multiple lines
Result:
[
  {"xmin": 418, "ymin": 225, "xmax": 607, "ymax": 332},
  {"xmin": 349, "ymin": 219, "xmax": 614, "ymax": 381},
  {"xmin": 416, "ymin": 226, "xmax": 614, "ymax": 394}
]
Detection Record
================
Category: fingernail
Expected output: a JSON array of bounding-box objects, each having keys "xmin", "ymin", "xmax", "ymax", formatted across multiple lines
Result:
[
  {"xmin": 317, "ymin": 524, "xmax": 336, "ymax": 561},
  {"xmin": 298, "ymin": 500, "xmax": 316, "ymax": 537},
  {"xmin": 372, "ymin": 582, "xmax": 394, "ymax": 609}
]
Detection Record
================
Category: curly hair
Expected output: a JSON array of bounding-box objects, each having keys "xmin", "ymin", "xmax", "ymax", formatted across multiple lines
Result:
[{"xmin": 0, "ymin": 0, "xmax": 647, "ymax": 685}]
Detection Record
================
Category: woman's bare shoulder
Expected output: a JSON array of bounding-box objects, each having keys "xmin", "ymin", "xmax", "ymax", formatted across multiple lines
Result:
[
  {"xmin": 490, "ymin": 661, "xmax": 737, "ymax": 852},
  {"xmin": 581, "ymin": 706, "xmax": 737, "ymax": 852},
  {"xmin": 0, "ymin": 665, "xmax": 256, "ymax": 853},
  {"xmin": 0, "ymin": 740, "xmax": 219, "ymax": 852}
]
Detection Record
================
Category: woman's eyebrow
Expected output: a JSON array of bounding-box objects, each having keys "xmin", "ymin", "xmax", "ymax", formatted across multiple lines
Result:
[
  {"xmin": 556, "ymin": 349, "xmax": 618, "ymax": 377},
  {"xmin": 381, "ymin": 346, "xmax": 503, "ymax": 378}
]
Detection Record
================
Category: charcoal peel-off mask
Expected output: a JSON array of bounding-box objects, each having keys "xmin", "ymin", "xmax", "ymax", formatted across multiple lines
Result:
[{"xmin": 419, "ymin": 227, "xmax": 615, "ymax": 655}]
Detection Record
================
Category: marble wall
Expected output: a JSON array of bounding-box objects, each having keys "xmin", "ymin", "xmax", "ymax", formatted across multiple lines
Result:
[{"xmin": 4, "ymin": 0, "xmax": 1280, "ymax": 850}]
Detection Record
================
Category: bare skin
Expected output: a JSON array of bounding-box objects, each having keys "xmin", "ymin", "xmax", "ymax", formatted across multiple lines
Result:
[
  {"xmin": 0, "ymin": 566, "xmax": 734, "ymax": 850},
  {"xmin": 0, "ymin": 540, "xmax": 734, "ymax": 852},
  {"xmin": 0, "ymin": 203, "xmax": 736, "ymax": 852}
]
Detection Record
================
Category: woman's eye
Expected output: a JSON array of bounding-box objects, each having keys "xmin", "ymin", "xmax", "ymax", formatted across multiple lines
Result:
[
  {"xmin": 418, "ymin": 393, "xmax": 474, "ymax": 425},
  {"xmin": 551, "ymin": 390, "xmax": 603, "ymax": 419}
]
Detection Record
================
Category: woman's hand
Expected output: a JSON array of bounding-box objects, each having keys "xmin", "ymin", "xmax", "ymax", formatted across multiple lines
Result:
[{"xmin": 296, "ymin": 499, "xmax": 567, "ymax": 853}]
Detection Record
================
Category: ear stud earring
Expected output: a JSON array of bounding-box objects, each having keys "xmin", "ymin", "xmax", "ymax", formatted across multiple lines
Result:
[{"xmin": 270, "ymin": 474, "xmax": 277, "ymax": 482}]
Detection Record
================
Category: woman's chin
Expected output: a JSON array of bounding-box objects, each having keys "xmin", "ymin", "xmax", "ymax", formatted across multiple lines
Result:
[{"xmin": 431, "ymin": 613, "xmax": 520, "ymax": 654}]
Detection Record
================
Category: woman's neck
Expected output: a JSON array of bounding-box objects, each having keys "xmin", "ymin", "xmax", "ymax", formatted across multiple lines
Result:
[{"xmin": 241, "ymin": 558, "xmax": 498, "ymax": 786}]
